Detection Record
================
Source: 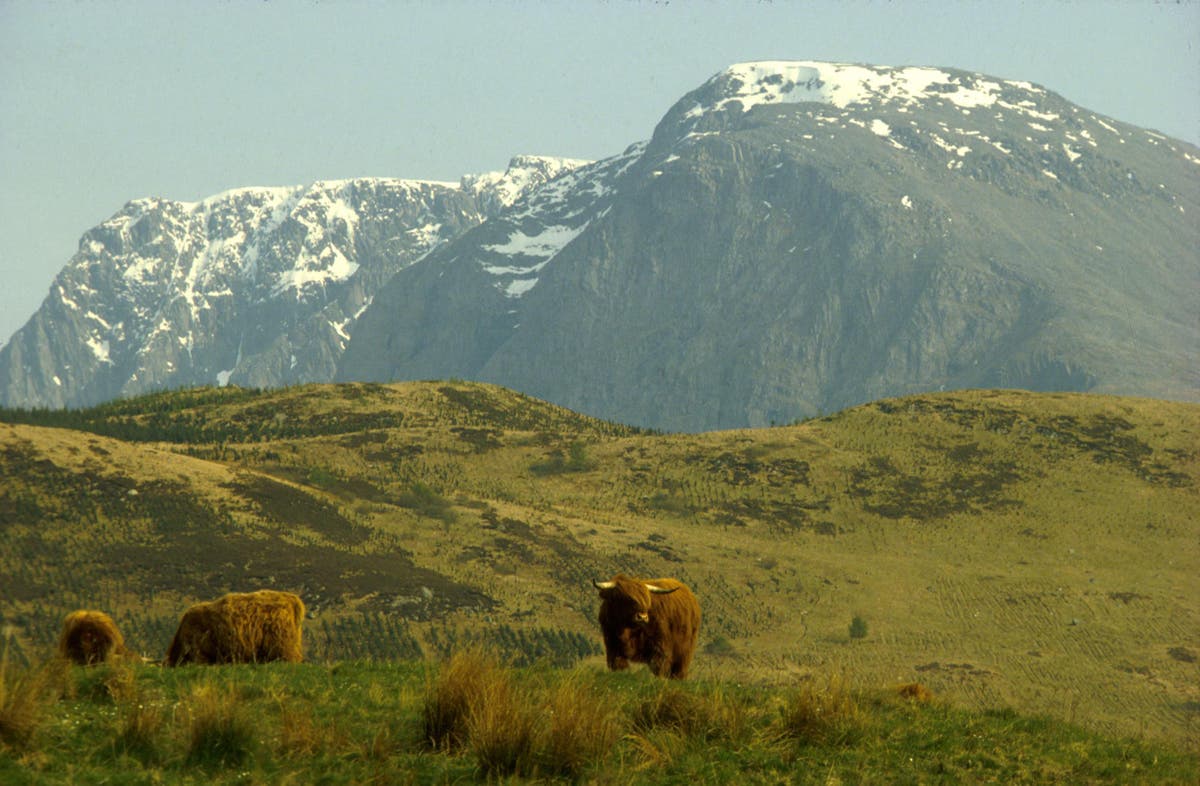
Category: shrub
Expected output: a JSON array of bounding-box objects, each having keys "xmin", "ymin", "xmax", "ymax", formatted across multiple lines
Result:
[
  {"xmin": 848, "ymin": 614, "xmax": 869, "ymax": 640},
  {"xmin": 396, "ymin": 482, "xmax": 456, "ymax": 522},
  {"xmin": 704, "ymin": 635, "xmax": 737, "ymax": 657},
  {"xmin": 530, "ymin": 441, "xmax": 594, "ymax": 475}
]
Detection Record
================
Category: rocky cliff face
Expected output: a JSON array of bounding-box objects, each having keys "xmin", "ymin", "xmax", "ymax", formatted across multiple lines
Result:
[
  {"xmin": 339, "ymin": 62, "xmax": 1199, "ymax": 430},
  {"xmin": 0, "ymin": 157, "xmax": 585, "ymax": 408}
]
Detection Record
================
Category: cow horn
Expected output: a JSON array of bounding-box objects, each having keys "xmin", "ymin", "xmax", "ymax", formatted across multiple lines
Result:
[
  {"xmin": 592, "ymin": 579, "xmax": 617, "ymax": 590},
  {"xmin": 645, "ymin": 583, "xmax": 678, "ymax": 594}
]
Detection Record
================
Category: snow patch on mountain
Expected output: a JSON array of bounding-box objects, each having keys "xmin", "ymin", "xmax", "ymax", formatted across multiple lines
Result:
[
  {"xmin": 691, "ymin": 61, "xmax": 1039, "ymax": 117},
  {"xmin": 471, "ymin": 150, "xmax": 639, "ymax": 300},
  {"xmin": 484, "ymin": 223, "xmax": 588, "ymax": 259}
]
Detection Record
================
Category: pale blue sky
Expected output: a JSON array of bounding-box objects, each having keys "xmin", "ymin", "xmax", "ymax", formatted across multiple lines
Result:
[{"xmin": 1, "ymin": 0, "xmax": 1197, "ymax": 345}]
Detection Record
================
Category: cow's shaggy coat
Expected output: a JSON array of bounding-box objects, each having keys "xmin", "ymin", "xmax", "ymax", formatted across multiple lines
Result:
[
  {"xmin": 58, "ymin": 610, "xmax": 128, "ymax": 665},
  {"xmin": 594, "ymin": 574, "xmax": 700, "ymax": 679},
  {"xmin": 165, "ymin": 589, "xmax": 304, "ymax": 666}
]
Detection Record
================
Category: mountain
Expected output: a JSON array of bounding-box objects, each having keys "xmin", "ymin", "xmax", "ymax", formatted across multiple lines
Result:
[
  {"xmin": 3, "ymin": 62, "xmax": 1197, "ymax": 429},
  {"xmin": 340, "ymin": 61, "xmax": 1199, "ymax": 431},
  {"xmin": 0, "ymin": 156, "xmax": 586, "ymax": 409}
]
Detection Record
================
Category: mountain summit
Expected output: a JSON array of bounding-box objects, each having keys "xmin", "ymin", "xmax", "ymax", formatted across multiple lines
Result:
[{"xmin": 3, "ymin": 62, "xmax": 1197, "ymax": 428}]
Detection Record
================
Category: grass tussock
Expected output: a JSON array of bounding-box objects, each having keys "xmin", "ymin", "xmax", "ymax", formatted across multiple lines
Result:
[
  {"xmin": 775, "ymin": 671, "xmax": 864, "ymax": 746},
  {"xmin": 465, "ymin": 671, "xmax": 539, "ymax": 777},
  {"xmin": 537, "ymin": 673, "xmax": 620, "ymax": 777},
  {"xmin": 631, "ymin": 684, "xmax": 746, "ymax": 741},
  {"xmin": 275, "ymin": 700, "xmax": 325, "ymax": 757},
  {"xmin": 422, "ymin": 649, "xmax": 505, "ymax": 750},
  {"xmin": 182, "ymin": 681, "xmax": 257, "ymax": 768},
  {"xmin": 111, "ymin": 692, "xmax": 164, "ymax": 762},
  {"xmin": 0, "ymin": 649, "xmax": 63, "ymax": 752},
  {"xmin": 424, "ymin": 653, "xmax": 623, "ymax": 779}
]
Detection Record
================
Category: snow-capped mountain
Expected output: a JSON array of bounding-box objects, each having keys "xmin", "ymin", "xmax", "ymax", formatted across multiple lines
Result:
[
  {"xmin": 0, "ymin": 156, "xmax": 585, "ymax": 408},
  {"xmin": 3, "ymin": 61, "xmax": 1197, "ymax": 428},
  {"xmin": 340, "ymin": 61, "xmax": 1199, "ymax": 430}
]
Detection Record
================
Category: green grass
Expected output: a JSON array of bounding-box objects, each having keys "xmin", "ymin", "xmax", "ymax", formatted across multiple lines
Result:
[{"xmin": 0, "ymin": 658, "xmax": 1194, "ymax": 784}]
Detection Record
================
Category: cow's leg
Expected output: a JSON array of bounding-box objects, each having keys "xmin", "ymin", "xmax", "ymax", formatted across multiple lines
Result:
[
  {"xmin": 604, "ymin": 631, "xmax": 630, "ymax": 671},
  {"xmin": 649, "ymin": 642, "xmax": 673, "ymax": 677},
  {"xmin": 670, "ymin": 648, "xmax": 693, "ymax": 679}
]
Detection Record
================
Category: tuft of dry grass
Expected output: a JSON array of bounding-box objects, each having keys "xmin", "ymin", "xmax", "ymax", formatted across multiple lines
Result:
[
  {"xmin": 112, "ymin": 692, "xmax": 164, "ymax": 761},
  {"xmin": 276, "ymin": 701, "xmax": 324, "ymax": 757},
  {"xmin": 181, "ymin": 681, "xmax": 257, "ymax": 768},
  {"xmin": 775, "ymin": 672, "xmax": 864, "ymax": 746},
  {"xmin": 0, "ymin": 634, "xmax": 64, "ymax": 751},
  {"xmin": 465, "ymin": 670, "xmax": 539, "ymax": 777},
  {"xmin": 536, "ymin": 672, "xmax": 620, "ymax": 778},
  {"xmin": 625, "ymin": 727, "xmax": 687, "ymax": 772},
  {"xmin": 421, "ymin": 649, "xmax": 505, "ymax": 751},
  {"xmin": 630, "ymin": 684, "xmax": 709, "ymax": 736},
  {"xmin": 422, "ymin": 655, "xmax": 622, "ymax": 779},
  {"xmin": 101, "ymin": 657, "xmax": 139, "ymax": 704},
  {"xmin": 630, "ymin": 683, "xmax": 750, "ymax": 743}
]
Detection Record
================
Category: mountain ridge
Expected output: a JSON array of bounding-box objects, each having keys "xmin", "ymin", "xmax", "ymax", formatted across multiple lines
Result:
[
  {"xmin": 0, "ymin": 156, "xmax": 587, "ymax": 409},
  {"xmin": 2, "ymin": 61, "xmax": 1196, "ymax": 429}
]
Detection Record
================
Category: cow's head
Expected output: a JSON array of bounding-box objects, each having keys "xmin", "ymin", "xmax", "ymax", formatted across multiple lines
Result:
[{"xmin": 594, "ymin": 574, "xmax": 678, "ymax": 625}]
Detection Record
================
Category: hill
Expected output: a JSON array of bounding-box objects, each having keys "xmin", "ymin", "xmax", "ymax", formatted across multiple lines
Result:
[{"xmin": 1, "ymin": 382, "xmax": 1197, "ymax": 743}]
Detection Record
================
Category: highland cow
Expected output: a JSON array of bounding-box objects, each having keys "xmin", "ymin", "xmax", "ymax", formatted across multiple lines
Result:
[
  {"xmin": 58, "ymin": 610, "xmax": 129, "ymax": 665},
  {"xmin": 594, "ymin": 574, "xmax": 700, "ymax": 679},
  {"xmin": 164, "ymin": 589, "xmax": 304, "ymax": 666}
]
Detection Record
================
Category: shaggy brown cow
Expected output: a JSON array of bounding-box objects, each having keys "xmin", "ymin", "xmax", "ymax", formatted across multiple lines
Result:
[
  {"xmin": 594, "ymin": 574, "xmax": 700, "ymax": 679},
  {"xmin": 58, "ymin": 610, "xmax": 129, "ymax": 665},
  {"xmin": 165, "ymin": 589, "xmax": 304, "ymax": 666}
]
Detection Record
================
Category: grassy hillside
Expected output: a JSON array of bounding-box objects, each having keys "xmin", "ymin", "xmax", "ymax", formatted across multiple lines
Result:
[{"xmin": 1, "ymin": 382, "xmax": 1197, "ymax": 745}]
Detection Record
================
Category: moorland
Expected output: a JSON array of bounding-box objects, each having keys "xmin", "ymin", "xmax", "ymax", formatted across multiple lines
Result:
[{"xmin": 1, "ymin": 382, "xmax": 1197, "ymax": 780}]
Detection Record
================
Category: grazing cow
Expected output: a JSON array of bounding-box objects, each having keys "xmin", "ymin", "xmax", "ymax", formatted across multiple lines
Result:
[
  {"xmin": 593, "ymin": 574, "xmax": 700, "ymax": 679},
  {"xmin": 58, "ymin": 610, "xmax": 129, "ymax": 665},
  {"xmin": 165, "ymin": 590, "xmax": 304, "ymax": 666}
]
